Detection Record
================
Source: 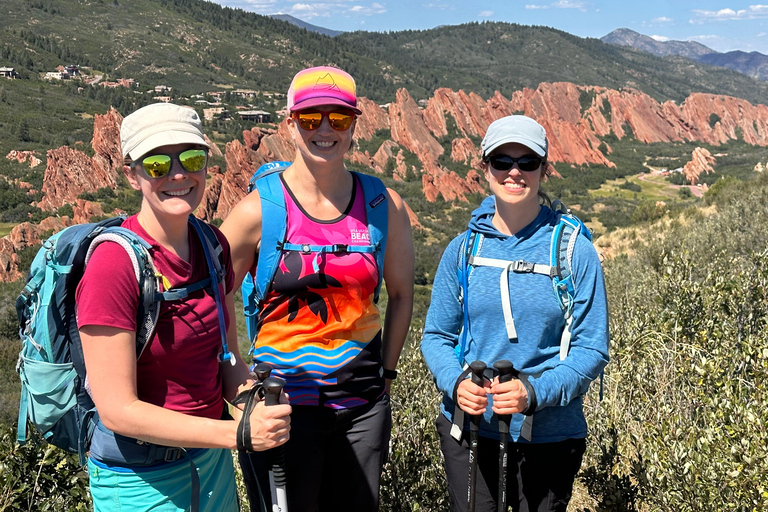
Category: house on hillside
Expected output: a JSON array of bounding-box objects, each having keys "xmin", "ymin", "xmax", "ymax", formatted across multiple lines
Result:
[
  {"xmin": 44, "ymin": 71, "xmax": 67, "ymax": 80},
  {"xmin": 154, "ymin": 85, "xmax": 172, "ymax": 94},
  {"xmin": 239, "ymin": 110, "xmax": 271, "ymax": 123},
  {"xmin": 65, "ymin": 65, "xmax": 80, "ymax": 76},
  {"xmin": 203, "ymin": 107, "xmax": 227, "ymax": 121},
  {"xmin": 233, "ymin": 89, "xmax": 257, "ymax": 98},
  {"xmin": 0, "ymin": 67, "xmax": 18, "ymax": 79}
]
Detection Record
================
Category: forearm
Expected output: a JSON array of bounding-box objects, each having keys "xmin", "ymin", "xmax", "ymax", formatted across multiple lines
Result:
[
  {"xmin": 382, "ymin": 294, "xmax": 413, "ymax": 370},
  {"xmin": 99, "ymin": 400, "xmax": 239, "ymax": 450}
]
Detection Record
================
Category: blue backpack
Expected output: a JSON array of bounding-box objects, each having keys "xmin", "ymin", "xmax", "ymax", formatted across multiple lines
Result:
[
  {"xmin": 450, "ymin": 200, "xmax": 595, "ymax": 441},
  {"xmin": 240, "ymin": 162, "xmax": 389, "ymax": 345},
  {"xmin": 15, "ymin": 215, "xmax": 233, "ymax": 465},
  {"xmin": 456, "ymin": 200, "xmax": 592, "ymax": 365}
]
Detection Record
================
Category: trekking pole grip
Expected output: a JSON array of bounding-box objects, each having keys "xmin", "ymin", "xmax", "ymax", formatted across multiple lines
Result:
[
  {"xmin": 253, "ymin": 362, "xmax": 272, "ymax": 383},
  {"xmin": 469, "ymin": 360, "xmax": 487, "ymax": 427},
  {"xmin": 493, "ymin": 360, "xmax": 515, "ymax": 433}
]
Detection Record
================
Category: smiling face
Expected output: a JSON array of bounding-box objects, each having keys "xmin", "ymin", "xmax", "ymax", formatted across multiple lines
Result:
[
  {"xmin": 484, "ymin": 142, "xmax": 545, "ymax": 214},
  {"xmin": 124, "ymin": 143, "xmax": 208, "ymax": 222},
  {"xmin": 288, "ymin": 105, "xmax": 356, "ymax": 167}
]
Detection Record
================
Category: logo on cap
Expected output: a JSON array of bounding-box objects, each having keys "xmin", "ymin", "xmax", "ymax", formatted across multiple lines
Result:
[{"xmin": 313, "ymin": 73, "xmax": 341, "ymax": 93}]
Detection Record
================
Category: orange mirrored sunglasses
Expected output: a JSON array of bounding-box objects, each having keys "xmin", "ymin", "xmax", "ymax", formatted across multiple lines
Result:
[{"xmin": 292, "ymin": 110, "xmax": 356, "ymax": 131}]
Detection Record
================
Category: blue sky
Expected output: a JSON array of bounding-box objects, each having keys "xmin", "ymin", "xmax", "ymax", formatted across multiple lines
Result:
[{"xmin": 207, "ymin": 0, "xmax": 768, "ymax": 53}]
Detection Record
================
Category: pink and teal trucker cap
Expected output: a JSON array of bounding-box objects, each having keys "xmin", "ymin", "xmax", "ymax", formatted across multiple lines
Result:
[{"xmin": 286, "ymin": 66, "xmax": 362, "ymax": 115}]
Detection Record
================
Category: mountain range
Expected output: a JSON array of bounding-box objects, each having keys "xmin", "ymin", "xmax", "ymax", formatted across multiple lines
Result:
[
  {"xmin": 3, "ymin": 0, "xmax": 768, "ymax": 105},
  {"xmin": 602, "ymin": 28, "xmax": 768, "ymax": 81},
  {"xmin": 269, "ymin": 14, "xmax": 344, "ymax": 37}
]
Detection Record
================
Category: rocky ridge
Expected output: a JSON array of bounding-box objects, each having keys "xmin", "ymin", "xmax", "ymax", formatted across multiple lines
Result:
[{"xmin": 3, "ymin": 82, "xmax": 768, "ymax": 281}]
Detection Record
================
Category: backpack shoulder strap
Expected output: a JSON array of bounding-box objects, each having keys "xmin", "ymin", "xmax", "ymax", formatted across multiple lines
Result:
[
  {"xmin": 240, "ymin": 165, "xmax": 290, "ymax": 344},
  {"xmin": 190, "ymin": 216, "xmax": 234, "ymax": 364},
  {"xmin": 253, "ymin": 170, "xmax": 288, "ymax": 307},
  {"xmin": 351, "ymin": 171, "xmax": 388, "ymax": 303},
  {"xmin": 550, "ymin": 204, "xmax": 592, "ymax": 360},
  {"xmin": 454, "ymin": 229, "xmax": 481, "ymax": 363}
]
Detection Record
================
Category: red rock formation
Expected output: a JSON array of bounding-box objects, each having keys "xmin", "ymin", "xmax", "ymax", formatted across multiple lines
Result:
[
  {"xmin": 38, "ymin": 146, "xmax": 119, "ymax": 211},
  {"xmin": 92, "ymin": 108, "xmax": 123, "ymax": 173},
  {"xmin": 204, "ymin": 135, "xmax": 224, "ymax": 157},
  {"xmin": 355, "ymin": 97, "xmax": 390, "ymax": 140},
  {"xmin": 0, "ymin": 217, "xmax": 68, "ymax": 282},
  {"xmin": 683, "ymin": 147, "xmax": 716, "ymax": 185},
  {"xmin": 196, "ymin": 166, "xmax": 224, "ymax": 222},
  {"xmin": 451, "ymin": 137, "xmax": 481, "ymax": 165},
  {"xmin": 403, "ymin": 201, "xmax": 423, "ymax": 231},
  {"xmin": 39, "ymin": 109, "xmax": 124, "ymax": 211},
  {"xmin": 72, "ymin": 199, "xmax": 104, "ymax": 224},
  {"xmin": 6, "ymin": 150, "xmax": 42, "ymax": 168},
  {"xmin": 388, "ymin": 89, "xmax": 444, "ymax": 161},
  {"xmin": 421, "ymin": 159, "xmax": 485, "ymax": 203}
]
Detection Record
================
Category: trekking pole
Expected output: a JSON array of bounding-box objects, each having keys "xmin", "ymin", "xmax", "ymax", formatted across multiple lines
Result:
[
  {"xmin": 262, "ymin": 377, "xmax": 289, "ymax": 512},
  {"xmin": 253, "ymin": 362, "xmax": 272, "ymax": 383},
  {"xmin": 493, "ymin": 360, "xmax": 515, "ymax": 512},
  {"xmin": 467, "ymin": 360, "xmax": 487, "ymax": 512}
]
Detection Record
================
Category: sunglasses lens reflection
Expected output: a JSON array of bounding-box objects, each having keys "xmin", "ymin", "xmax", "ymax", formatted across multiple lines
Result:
[
  {"xmin": 297, "ymin": 112, "xmax": 323, "ymax": 130},
  {"xmin": 141, "ymin": 154, "xmax": 172, "ymax": 178},
  {"xmin": 179, "ymin": 150, "xmax": 208, "ymax": 173},
  {"xmin": 328, "ymin": 112, "xmax": 353, "ymax": 131}
]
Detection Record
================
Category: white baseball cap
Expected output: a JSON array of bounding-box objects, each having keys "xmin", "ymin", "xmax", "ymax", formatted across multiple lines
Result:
[
  {"xmin": 481, "ymin": 115, "xmax": 548, "ymax": 158},
  {"xmin": 121, "ymin": 103, "xmax": 208, "ymax": 160}
]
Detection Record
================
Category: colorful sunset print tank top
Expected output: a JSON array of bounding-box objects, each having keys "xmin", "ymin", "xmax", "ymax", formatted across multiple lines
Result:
[{"xmin": 252, "ymin": 175, "xmax": 384, "ymax": 408}]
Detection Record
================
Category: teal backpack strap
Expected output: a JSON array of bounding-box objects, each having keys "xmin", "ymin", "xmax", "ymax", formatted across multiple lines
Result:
[{"xmin": 352, "ymin": 171, "xmax": 388, "ymax": 304}]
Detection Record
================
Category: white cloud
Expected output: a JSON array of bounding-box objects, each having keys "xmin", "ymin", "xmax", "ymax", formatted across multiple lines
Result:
[
  {"xmin": 525, "ymin": 1, "xmax": 588, "ymax": 11},
  {"xmin": 691, "ymin": 4, "xmax": 768, "ymax": 23},
  {"xmin": 552, "ymin": 0, "xmax": 588, "ymax": 10},
  {"xmin": 651, "ymin": 35, "xmax": 669, "ymax": 42},
  {"xmin": 652, "ymin": 16, "xmax": 673, "ymax": 23},
  {"xmin": 478, "ymin": 10, "xmax": 494, "ymax": 17}
]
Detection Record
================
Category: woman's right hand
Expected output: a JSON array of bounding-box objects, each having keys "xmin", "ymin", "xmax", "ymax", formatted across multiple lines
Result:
[
  {"xmin": 456, "ymin": 377, "xmax": 490, "ymax": 416},
  {"xmin": 247, "ymin": 398, "xmax": 292, "ymax": 451}
]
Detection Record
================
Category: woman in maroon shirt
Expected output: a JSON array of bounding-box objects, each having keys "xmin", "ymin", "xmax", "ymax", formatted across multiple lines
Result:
[{"xmin": 77, "ymin": 102, "xmax": 291, "ymax": 512}]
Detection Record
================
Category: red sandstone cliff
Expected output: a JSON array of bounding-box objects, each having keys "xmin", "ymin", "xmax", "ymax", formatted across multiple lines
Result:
[
  {"xmin": 683, "ymin": 147, "xmax": 716, "ymax": 185},
  {"xmin": 38, "ymin": 108, "xmax": 123, "ymax": 211}
]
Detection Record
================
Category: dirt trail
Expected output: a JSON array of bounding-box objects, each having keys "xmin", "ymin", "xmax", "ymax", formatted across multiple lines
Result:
[{"xmin": 637, "ymin": 172, "xmax": 703, "ymax": 198}]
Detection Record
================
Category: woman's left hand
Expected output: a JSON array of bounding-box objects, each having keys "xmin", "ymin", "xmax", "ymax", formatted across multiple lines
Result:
[{"xmin": 490, "ymin": 377, "xmax": 529, "ymax": 415}]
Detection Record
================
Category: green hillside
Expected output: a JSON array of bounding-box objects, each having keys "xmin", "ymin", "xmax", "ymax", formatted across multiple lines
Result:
[{"xmin": 3, "ymin": 0, "xmax": 768, "ymax": 104}]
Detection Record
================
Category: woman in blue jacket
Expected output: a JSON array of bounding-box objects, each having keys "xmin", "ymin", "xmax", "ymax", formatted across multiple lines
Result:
[{"xmin": 421, "ymin": 115, "xmax": 609, "ymax": 512}]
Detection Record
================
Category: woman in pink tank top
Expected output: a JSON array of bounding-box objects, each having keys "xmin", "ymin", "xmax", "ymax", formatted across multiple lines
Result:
[{"xmin": 221, "ymin": 66, "xmax": 415, "ymax": 512}]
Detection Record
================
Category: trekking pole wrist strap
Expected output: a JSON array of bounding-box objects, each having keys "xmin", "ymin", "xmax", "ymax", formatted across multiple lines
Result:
[
  {"xmin": 517, "ymin": 374, "xmax": 537, "ymax": 415},
  {"xmin": 382, "ymin": 368, "xmax": 398, "ymax": 380}
]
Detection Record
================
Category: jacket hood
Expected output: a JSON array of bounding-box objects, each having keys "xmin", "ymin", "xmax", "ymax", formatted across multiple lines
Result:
[{"xmin": 468, "ymin": 196, "xmax": 555, "ymax": 238}]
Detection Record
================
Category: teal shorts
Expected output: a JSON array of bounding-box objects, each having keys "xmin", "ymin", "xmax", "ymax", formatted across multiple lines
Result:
[{"xmin": 88, "ymin": 448, "xmax": 239, "ymax": 512}]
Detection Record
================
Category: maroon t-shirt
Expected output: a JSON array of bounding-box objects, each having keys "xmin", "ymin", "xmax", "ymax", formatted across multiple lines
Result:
[{"xmin": 76, "ymin": 215, "xmax": 235, "ymax": 420}]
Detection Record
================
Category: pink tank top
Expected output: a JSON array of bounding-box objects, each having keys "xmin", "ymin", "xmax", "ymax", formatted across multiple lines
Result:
[{"xmin": 253, "ymin": 175, "xmax": 385, "ymax": 408}]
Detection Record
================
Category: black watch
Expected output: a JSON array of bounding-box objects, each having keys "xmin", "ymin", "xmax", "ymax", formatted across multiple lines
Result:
[{"xmin": 382, "ymin": 368, "xmax": 398, "ymax": 380}]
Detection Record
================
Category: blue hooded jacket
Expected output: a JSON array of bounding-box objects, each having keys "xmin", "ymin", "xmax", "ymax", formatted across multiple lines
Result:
[{"xmin": 420, "ymin": 196, "xmax": 609, "ymax": 442}]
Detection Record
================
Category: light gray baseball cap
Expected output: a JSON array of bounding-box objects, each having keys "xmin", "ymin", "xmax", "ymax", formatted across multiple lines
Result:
[
  {"xmin": 121, "ymin": 103, "xmax": 208, "ymax": 160},
  {"xmin": 481, "ymin": 115, "xmax": 547, "ymax": 158}
]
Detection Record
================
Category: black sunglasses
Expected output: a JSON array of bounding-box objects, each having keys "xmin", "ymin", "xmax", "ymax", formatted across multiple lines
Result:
[
  {"xmin": 130, "ymin": 149, "xmax": 209, "ymax": 179},
  {"xmin": 485, "ymin": 154, "xmax": 543, "ymax": 172}
]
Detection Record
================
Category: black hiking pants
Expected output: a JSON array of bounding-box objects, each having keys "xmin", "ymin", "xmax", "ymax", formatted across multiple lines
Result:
[{"xmin": 436, "ymin": 414, "xmax": 586, "ymax": 512}]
